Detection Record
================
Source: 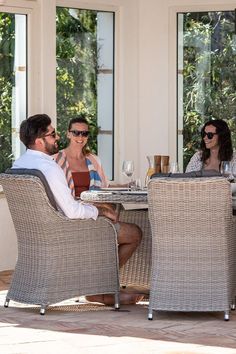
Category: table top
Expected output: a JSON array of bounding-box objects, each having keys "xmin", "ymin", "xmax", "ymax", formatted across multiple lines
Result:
[
  {"xmin": 80, "ymin": 189, "xmax": 148, "ymax": 204},
  {"xmin": 81, "ymin": 185, "xmax": 236, "ymax": 211}
]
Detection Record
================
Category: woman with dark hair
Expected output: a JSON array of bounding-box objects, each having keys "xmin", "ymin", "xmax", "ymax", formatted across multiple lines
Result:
[
  {"xmin": 186, "ymin": 119, "xmax": 236, "ymax": 172},
  {"xmin": 54, "ymin": 116, "xmax": 109, "ymax": 198}
]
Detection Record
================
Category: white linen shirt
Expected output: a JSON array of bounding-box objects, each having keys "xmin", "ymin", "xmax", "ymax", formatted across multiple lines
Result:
[{"xmin": 13, "ymin": 149, "xmax": 98, "ymax": 220}]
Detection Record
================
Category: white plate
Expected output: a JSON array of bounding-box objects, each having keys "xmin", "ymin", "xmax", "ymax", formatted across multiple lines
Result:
[
  {"xmin": 101, "ymin": 187, "xmax": 129, "ymax": 191},
  {"xmin": 89, "ymin": 190, "xmax": 113, "ymax": 194},
  {"xmin": 119, "ymin": 190, "xmax": 147, "ymax": 195}
]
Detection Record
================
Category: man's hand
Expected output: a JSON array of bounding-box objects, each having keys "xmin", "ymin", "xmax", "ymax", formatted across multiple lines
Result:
[{"xmin": 94, "ymin": 202, "xmax": 118, "ymax": 223}]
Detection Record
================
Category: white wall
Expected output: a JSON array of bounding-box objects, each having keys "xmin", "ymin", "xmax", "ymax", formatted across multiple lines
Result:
[
  {"xmin": 0, "ymin": 195, "xmax": 17, "ymax": 271},
  {"xmin": 1, "ymin": 0, "xmax": 236, "ymax": 270}
]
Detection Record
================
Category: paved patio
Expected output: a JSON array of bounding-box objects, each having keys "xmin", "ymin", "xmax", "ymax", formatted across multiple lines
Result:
[{"xmin": 1, "ymin": 270, "xmax": 236, "ymax": 354}]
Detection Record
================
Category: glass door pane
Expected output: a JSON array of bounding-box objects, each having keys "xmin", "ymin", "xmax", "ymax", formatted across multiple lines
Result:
[
  {"xmin": 0, "ymin": 13, "xmax": 27, "ymax": 172},
  {"xmin": 177, "ymin": 11, "xmax": 236, "ymax": 170},
  {"xmin": 56, "ymin": 8, "xmax": 115, "ymax": 179}
]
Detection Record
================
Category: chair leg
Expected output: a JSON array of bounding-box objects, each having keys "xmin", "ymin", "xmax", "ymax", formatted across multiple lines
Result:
[
  {"xmin": 40, "ymin": 305, "xmax": 46, "ymax": 315},
  {"xmin": 4, "ymin": 298, "xmax": 10, "ymax": 308},
  {"xmin": 114, "ymin": 292, "xmax": 120, "ymax": 310},
  {"xmin": 224, "ymin": 310, "xmax": 229, "ymax": 321},
  {"xmin": 231, "ymin": 296, "xmax": 236, "ymax": 310},
  {"xmin": 148, "ymin": 308, "xmax": 153, "ymax": 320}
]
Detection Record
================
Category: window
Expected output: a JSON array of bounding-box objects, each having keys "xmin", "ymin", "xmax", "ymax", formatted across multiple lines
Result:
[
  {"xmin": 177, "ymin": 11, "xmax": 236, "ymax": 170},
  {"xmin": 0, "ymin": 12, "xmax": 27, "ymax": 172},
  {"xmin": 56, "ymin": 7, "xmax": 115, "ymax": 179}
]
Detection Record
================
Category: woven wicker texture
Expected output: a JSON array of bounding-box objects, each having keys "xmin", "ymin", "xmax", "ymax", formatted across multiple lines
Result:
[
  {"xmin": 148, "ymin": 177, "xmax": 236, "ymax": 315},
  {"xmin": 81, "ymin": 191, "xmax": 151, "ymax": 290},
  {"xmin": 119, "ymin": 209, "xmax": 151, "ymax": 290},
  {"xmin": 0, "ymin": 173, "xmax": 120, "ymax": 310}
]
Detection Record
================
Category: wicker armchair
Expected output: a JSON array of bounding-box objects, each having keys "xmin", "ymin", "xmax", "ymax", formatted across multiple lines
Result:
[
  {"xmin": 148, "ymin": 177, "xmax": 236, "ymax": 320},
  {"xmin": 0, "ymin": 171, "xmax": 120, "ymax": 314},
  {"xmin": 79, "ymin": 190, "xmax": 152, "ymax": 291},
  {"xmin": 119, "ymin": 208, "xmax": 151, "ymax": 291}
]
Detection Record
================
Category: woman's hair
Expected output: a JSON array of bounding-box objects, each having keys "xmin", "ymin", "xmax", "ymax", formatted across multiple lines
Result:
[
  {"xmin": 68, "ymin": 116, "xmax": 89, "ymax": 131},
  {"xmin": 68, "ymin": 115, "xmax": 90, "ymax": 155},
  {"xmin": 200, "ymin": 119, "xmax": 233, "ymax": 163},
  {"xmin": 20, "ymin": 114, "xmax": 51, "ymax": 148}
]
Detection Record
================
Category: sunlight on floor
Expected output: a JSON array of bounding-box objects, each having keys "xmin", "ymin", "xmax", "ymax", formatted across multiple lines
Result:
[
  {"xmin": 0, "ymin": 324, "xmax": 235, "ymax": 354},
  {"xmin": 1, "ymin": 280, "xmax": 236, "ymax": 354}
]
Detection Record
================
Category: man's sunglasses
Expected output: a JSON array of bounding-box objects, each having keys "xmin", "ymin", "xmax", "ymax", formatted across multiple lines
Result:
[
  {"xmin": 43, "ymin": 130, "xmax": 57, "ymax": 138},
  {"xmin": 69, "ymin": 130, "xmax": 89, "ymax": 137},
  {"xmin": 201, "ymin": 131, "xmax": 217, "ymax": 140}
]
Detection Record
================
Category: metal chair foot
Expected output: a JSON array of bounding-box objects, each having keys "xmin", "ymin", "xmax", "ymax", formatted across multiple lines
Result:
[
  {"xmin": 148, "ymin": 313, "xmax": 153, "ymax": 320},
  {"xmin": 4, "ymin": 298, "xmax": 10, "ymax": 308},
  {"xmin": 114, "ymin": 293, "xmax": 120, "ymax": 310},
  {"xmin": 224, "ymin": 311, "xmax": 229, "ymax": 321},
  {"xmin": 40, "ymin": 306, "xmax": 46, "ymax": 315},
  {"xmin": 231, "ymin": 303, "xmax": 235, "ymax": 310}
]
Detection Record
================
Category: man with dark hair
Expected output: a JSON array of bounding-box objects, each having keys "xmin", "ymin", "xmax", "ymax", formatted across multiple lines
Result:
[
  {"xmin": 13, "ymin": 114, "xmax": 143, "ymax": 304},
  {"xmin": 15, "ymin": 114, "xmax": 100, "ymax": 219}
]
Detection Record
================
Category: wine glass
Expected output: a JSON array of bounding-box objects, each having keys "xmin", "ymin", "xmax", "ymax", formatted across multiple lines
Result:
[
  {"xmin": 220, "ymin": 161, "xmax": 233, "ymax": 181},
  {"xmin": 122, "ymin": 160, "xmax": 134, "ymax": 189}
]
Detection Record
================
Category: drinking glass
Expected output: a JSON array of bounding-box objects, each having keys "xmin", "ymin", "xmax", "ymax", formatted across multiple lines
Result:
[
  {"xmin": 169, "ymin": 162, "xmax": 180, "ymax": 173},
  {"xmin": 122, "ymin": 160, "xmax": 134, "ymax": 189},
  {"xmin": 130, "ymin": 178, "xmax": 142, "ymax": 191},
  {"xmin": 220, "ymin": 161, "xmax": 233, "ymax": 180},
  {"xmin": 231, "ymin": 162, "xmax": 236, "ymax": 182}
]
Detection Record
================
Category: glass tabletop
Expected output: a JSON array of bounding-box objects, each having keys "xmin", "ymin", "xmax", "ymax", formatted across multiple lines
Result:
[{"xmin": 80, "ymin": 190, "xmax": 148, "ymax": 204}]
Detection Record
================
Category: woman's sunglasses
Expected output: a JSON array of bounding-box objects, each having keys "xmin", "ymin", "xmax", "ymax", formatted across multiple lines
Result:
[
  {"xmin": 201, "ymin": 131, "xmax": 217, "ymax": 140},
  {"xmin": 69, "ymin": 130, "xmax": 89, "ymax": 137}
]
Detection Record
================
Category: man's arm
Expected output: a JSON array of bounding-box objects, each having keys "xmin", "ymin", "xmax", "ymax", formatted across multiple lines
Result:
[{"xmin": 44, "ymin": 163, "xmax": 99, "ymax": 220}]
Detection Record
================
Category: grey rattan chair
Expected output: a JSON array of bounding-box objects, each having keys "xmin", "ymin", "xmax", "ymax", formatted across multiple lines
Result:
[
  {"xmin": 80, "ymin": 191, "xmax": 152, "ymax": 292},
  {"xmin": 148, "ymin": 177, "xmax": 236, "ymax": 321},
  {"xmin": 119, "ymin": 208, "xmax": 151, "ymax": 292},
  {"xmin": 0, "ymin": 171, "xmax": 120, "ymax": 314}
]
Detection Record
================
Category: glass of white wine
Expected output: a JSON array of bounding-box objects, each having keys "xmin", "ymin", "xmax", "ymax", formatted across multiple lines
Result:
[
  {"xmin": 122, "ymin": 160, "xmax": 134, "ymax": 189},
  {"xmin": 220, "ymin": 161, "xmax": 233, "ymax": 181}
]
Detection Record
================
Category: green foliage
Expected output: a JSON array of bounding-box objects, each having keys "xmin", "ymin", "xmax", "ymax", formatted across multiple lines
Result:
[
  {"xmin": 181, "ymin": 11, "xmax": 236, "ymax": 170},
  {"xmin": 0, "ymin": 9, "xmax": 100, "ymax": 172},
  {"xmin": 0, "ymin": 13, "xmax": 15, "ymax": 172},
  {"xmin": 56, "ymin": 8, "xmax": 98, "ymax": 153}
]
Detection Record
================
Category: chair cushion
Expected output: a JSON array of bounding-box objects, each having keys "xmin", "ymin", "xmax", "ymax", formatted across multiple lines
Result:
[
  {"xmin": 5, "ymin": 168, "xmax": 58, "ymax": 210},
  {"xmin": 151, "ymin": 169, "xmax": 222, "ymax": 179}
]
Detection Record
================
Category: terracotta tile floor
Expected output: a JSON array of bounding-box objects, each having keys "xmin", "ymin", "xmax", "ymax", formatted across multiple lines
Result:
[{"xmin": 1, "ymin": 270, "xmax": 236, "ymax": 354}]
